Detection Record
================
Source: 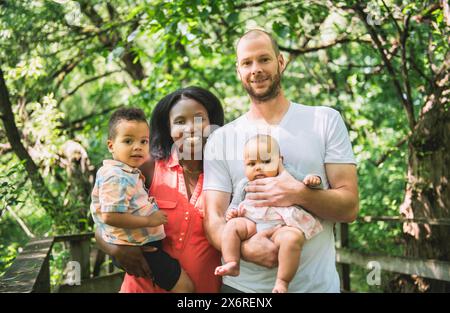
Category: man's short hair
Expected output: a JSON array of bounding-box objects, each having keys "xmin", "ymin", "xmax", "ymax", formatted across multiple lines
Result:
[
  {"xmin": 108, "ymin": 107, "xmax": 148, "ymax": 139},
  {"xmin": 236, "ymin": 29, "xmax": 280, "ymax": 57}
]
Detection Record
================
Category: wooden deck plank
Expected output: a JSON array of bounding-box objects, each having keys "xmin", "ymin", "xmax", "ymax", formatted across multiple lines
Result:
[{"xmin": 0, "ymin": 238, "xmax": 54, "ymax": 293}]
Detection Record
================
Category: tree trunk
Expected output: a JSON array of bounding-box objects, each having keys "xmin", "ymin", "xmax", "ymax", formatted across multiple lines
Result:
[
  {"xmin": 393, "ymin": 87, "xmax": 450, "ymax": 292},
  {"xmin": 0, "ymin": 68, "xmax": 60, "ymax": 218}
]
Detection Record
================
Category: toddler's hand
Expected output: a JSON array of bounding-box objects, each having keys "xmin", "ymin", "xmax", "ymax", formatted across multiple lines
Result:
[
  {"xmin": 303, "ymin": 175, "xmax": 321, "ymax": 187},
  {"xmin": 147, "ymin": 210, "xmax": 167, "ymax": 227}
]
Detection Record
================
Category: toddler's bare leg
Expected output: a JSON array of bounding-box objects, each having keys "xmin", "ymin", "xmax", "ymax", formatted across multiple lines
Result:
[
  {"xmin": 271, "ymin": 226, "xmax": 305, "ymax": 293},
  {"xmin": 170, "ymin": 269, "xmax": 195, "ymax": 293},
  {"xmin": 215, "ymin": 217, "xmax": 256, "ymax": 276}
]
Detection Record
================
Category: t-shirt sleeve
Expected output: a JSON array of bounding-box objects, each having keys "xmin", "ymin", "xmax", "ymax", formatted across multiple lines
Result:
[
  {"xmin": 98, "ymin": 174, "xmax": 131, "ymax": 213},
  {"xmin": 324, "ymin": 110, "xmax": 357, "ymax": 164},
  {"xmin": 203, "ymin": 131, "xmax": 233, "ymax": 193}
]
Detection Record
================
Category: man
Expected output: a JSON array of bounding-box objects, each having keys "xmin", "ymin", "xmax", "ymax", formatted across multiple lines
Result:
[{"xmin": 203, "ymin": 29, "xmax": 359, "ymax": 292}]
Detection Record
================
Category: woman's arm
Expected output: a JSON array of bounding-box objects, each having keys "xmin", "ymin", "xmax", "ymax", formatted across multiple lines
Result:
[
  {"xmin": 94, "ymin": 229, "xmax": 153, "ymax": 278},
  {"xmin": 139, "ymin": 156, "xmax": 155, "ymax": 189}
]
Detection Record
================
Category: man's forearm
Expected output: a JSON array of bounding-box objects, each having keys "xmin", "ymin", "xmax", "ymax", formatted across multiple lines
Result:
[
  {"xmin": 295, "ymin": 183, "xmax": 359, "ymax": 223},
  {"xmin": 204, "ymin": 190, "xmax": 231, "ymax": 251},
  {"xmin": 204, "ymin": 213, "xmax": 225, "ymax": 251}
]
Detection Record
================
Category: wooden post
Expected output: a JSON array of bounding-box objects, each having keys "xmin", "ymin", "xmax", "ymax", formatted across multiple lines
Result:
[
  {"xmin": 34, "ymin": 256, "xmax": 51, "ymax": 292},
  {"xmin": 335, "ymin": 223, "xmax": 350, "ymax": 292},
  {"xmin": 69, "ymin": 239, "xmax": 91, "ymax": 280},
  {"xmin": 93, "ymin": 249, "xmax": 106, "ymax": 277},
  {"xmin": 108, "ymin": 254, "xmax": 114, "ymax": 274}
]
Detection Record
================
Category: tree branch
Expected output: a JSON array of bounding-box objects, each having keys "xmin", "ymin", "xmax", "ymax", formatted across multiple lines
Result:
[
  {"xmin": 381, "ymin": 0, "xmax": 402, "ymax": 34},
  {"xmin": 5, "ymin": 206, "xmax": 35, "ymax": 238},
  {"xmin": 353, "ymin": 4, "xmax": 416, "ymax": 130},
  {"xmin": 400, "ymin": 13, "xmax": 415, "ymax": 123},
  {"xmin": 57, "ymin": 70, "xmax": 122, "ymax": 105},
  {"xmin": 60, "ymin": 105, "xmax": 122, "ymax": 132},
  {"xmin": 444, "ymin": 0, "xmax": 450, "ymax": 26},
  {"xmin": 235, "ymin": 0, "xmax": 282, "ymax": 10},
  {"xmin": 279, "ymin": 37, "xmax": 371, "ymax": 55},
  {"xmin": 52, "ymin": 56, "xmax": 84, "ymax": 91},
  {"xmin": 0, "ymin": 67, "xmax": 58, "ymax": 214},
  {"xmin": 371, "ymin": 134, "xmax": 410, "ymax": 166}
]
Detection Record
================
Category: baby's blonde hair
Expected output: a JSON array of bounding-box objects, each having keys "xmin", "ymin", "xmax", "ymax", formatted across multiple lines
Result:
[{"xmin": 244, "ymin": 134, "xmax": 280, "ymax": 161}]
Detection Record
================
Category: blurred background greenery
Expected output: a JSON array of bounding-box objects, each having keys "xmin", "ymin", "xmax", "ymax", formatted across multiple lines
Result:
[{"xmin": 0, "ymin": 0, "xmax": 448, "ymax": 292}]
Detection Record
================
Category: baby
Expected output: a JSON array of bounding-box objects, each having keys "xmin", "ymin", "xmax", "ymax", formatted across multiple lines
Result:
[
  {"xmin": 214, "ymin": 134, "xmax": 323, "ymax": 293},
  {"xmin": 90, "ymin": 107, "xmax": 194, "ymax": 292}
]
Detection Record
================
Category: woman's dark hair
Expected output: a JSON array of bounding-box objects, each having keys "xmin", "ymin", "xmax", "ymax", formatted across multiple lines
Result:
[{"xmin": 150, "ymin": 86, "xmax": 224, "ymax": 160}]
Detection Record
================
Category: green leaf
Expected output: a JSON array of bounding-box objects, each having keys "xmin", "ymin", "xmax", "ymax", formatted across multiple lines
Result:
[
  {"xmin": 199, "ymin": 45, "xmax": 212, "ymax": 57},
  {"xmin": 272, "ymin": 21, "xmax": 290, "ymax": 38}
]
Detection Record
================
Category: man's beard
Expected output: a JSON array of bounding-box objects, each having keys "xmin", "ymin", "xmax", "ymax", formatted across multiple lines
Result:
[{"xmin": 243, "ymin": 70, "xmax": 282, "ymax": 102}]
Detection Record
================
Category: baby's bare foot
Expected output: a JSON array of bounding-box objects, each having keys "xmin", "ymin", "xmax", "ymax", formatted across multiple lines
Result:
[
  {"xmin": 214, "ymin": 262, "xmax": 240, "ymax": 276},
  {"xmin": 272, "ymin": 278, "xmax": 289, "ymax": 293}
]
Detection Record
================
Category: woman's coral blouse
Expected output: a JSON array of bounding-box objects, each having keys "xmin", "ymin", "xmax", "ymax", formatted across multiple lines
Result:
[{"xmin": 120, "ymin": 152, "xmax": 222, "ymax": 293}]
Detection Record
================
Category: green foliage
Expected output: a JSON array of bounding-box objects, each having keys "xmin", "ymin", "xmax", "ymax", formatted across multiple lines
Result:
[
  {"xmin": 0, "ymin": 0, "xmax": 448, "ymax": 291},
  {"xmin": 49, "ymin": 242, "xmax": 71, "ymax": 291}
]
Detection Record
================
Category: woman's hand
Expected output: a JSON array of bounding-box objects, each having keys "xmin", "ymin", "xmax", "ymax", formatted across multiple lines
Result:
[
  {"xmin": 95, "ymin": 229, "xmax": 155, "ymax": 278},
  {"xmin": 112, "ymin": 244, "xmax": 155, "ymax": 278}
]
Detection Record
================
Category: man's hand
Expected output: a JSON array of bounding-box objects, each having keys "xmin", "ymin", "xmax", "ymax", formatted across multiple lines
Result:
[
  {"xmin": 241, "ymin": 226, "xmax": 280, "ymax": 268},
  {"xmin": 244, "ymin": 169, "xmax": 303, "ymax": 207}
]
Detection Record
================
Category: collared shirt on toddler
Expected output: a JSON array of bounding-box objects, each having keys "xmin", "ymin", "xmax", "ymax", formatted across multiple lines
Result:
[{"xmin": 90, "ymin": 159, "xmax": 165, "ymax": 246}]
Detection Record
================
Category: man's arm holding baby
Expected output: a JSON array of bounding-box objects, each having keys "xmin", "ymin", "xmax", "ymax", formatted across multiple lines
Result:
[
  {"xmin": 245, "ymin": 163, "xmax": 359, "ymax": 223},
  {"xmin": 204, "ymin": 190, "xmax": 279, "ymax": 268}
]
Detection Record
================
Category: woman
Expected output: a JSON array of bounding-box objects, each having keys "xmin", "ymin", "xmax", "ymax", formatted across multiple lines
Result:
[{"xmin": 95, "ymin": 86, "xmax": 224, "ymax": 292}]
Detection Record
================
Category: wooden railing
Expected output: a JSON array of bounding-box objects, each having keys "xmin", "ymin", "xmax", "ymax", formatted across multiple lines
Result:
[
  {"xmin": 335, "ymin": 216, "xmax": 450, "ymax": 292},
  {"xmin": 0, "ymin": 233, "xmax": 124, "ymax": 293},
  {"xmin": 1, "ymin": 216, "xmax": 449, "ymax": 293}
]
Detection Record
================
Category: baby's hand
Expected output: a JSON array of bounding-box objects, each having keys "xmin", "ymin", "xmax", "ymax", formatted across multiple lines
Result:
[
  {"xmin": 225, "ymin": 207, "xmax": 246, "ymax": 221},
  {"xmin": 303, "ymin": 175, "xmax": 321, "ymax": 187},
  {"xmin": 147, "ymin": 210, "xmax": 167, "ymax": 227},
  {"xmin": 225, "ymin": 209, "xmax": 239, "ymax": 222}
]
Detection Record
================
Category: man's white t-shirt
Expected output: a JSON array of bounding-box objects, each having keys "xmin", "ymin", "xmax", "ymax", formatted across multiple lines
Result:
[{"xmin": 203, "ymin": 102, "xmax": 356, "ymax": 292}]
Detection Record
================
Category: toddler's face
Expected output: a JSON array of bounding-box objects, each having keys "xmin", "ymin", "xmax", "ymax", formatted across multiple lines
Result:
[
  {"xmin": 107, "ymin": 120, "xmax": 150, "ymax": 168},
  {"xmin": 244, "ymin": 139, "xmax": 280, "ymax": 181}
]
